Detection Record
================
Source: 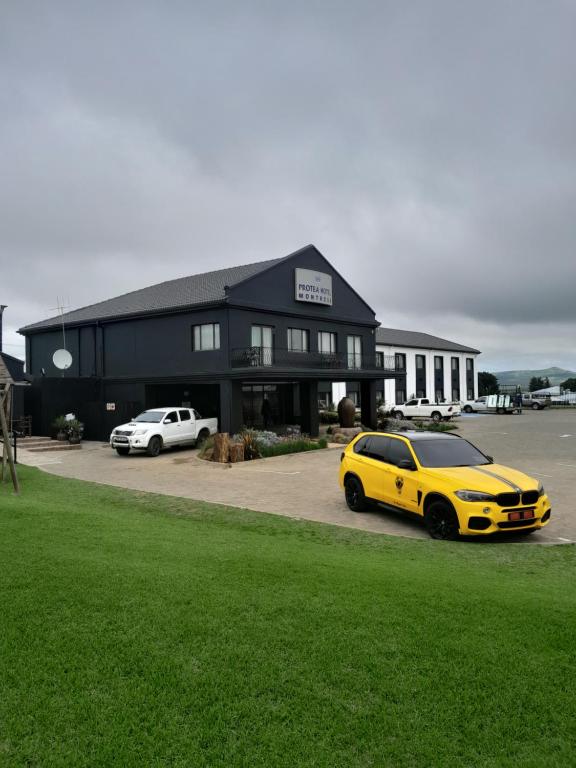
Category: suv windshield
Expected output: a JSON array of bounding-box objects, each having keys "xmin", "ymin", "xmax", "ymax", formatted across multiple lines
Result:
[
  {"xmin": 133, "ymin": 411, "xmax": 165, "ymax": 423},
  {"xmin": 411, "ymin": 438, "xmax": 490, "ymax": 468}
]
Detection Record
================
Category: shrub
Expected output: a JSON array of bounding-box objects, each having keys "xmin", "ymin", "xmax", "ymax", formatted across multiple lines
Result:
[
  {"xmin": 417, "ymin": 421, "xmax": 458, "ymax": 432},
  {"xmin": 258, "ymin": 437, "xmax": 327, "ymax": 458},
  {"xmin": 319, "ymin": 410, "xmax": 339, "ymax": 424},
  {"xmin": 198, "ymin": 435, "xmax": 215, "ymax": 459}
]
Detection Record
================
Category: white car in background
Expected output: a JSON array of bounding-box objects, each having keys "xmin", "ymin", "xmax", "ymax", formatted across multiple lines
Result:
[
  {"xmin": 110, "ymin": 407, "xmax": 218, "ymax": 457},
  {"xmin": 460, "ymin": 396, "xmax": 489, "ymax": 413}
]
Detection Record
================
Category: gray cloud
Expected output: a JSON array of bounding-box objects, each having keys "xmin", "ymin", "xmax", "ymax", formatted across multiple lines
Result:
[{"xmin": 1, "ymin": 0, "xmax": 576, "ymax": 370}]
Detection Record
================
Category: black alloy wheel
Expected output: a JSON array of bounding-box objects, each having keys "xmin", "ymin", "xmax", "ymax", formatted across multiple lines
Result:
[
  {"xmin": 463, "ymin": 405, "xmax": 473, "ymax": 413},
  {"xmin": 425, "ymin": 501, "xmax": 460, "ymax": 540},
  {"xmin": 147, "ymin": 436, "xmax": 162, "ymax": 457},
  {"xmin": 344, "ymin": 476, "xmax": 368, "ymax": 512},
  {"xmin": 115, "ymin": 447, "xmax": 130, "ymax": 456}
]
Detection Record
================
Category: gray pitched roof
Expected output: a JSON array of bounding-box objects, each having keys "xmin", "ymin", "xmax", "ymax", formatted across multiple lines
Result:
[
  {"xmin": 20, "ymin": 257, "xmax": 285, "ymax": 333},
  {"xmin": 376, "ymin": 327, "xmax": 480, "ymax": 354}
]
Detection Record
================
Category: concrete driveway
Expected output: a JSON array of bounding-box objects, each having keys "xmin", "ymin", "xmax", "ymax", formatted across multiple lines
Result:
[{"xmin": 18, "ymin": 408, "xmax": 576, "ymax": 544}]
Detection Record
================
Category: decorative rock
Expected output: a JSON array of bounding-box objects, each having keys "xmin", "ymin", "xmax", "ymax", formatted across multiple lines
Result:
[{"xmin": 213, "ymin": 432, "xmax": 230, "ymax": 463}]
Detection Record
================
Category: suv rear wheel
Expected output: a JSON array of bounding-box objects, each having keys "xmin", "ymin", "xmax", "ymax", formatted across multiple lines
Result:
[
  {"xmin": 344, "ymin": 476, "xmax": 368, "ymax": 512},
  {"xmin": 532, "ymin": 402, "xmax": 540, "ymax": 410}
]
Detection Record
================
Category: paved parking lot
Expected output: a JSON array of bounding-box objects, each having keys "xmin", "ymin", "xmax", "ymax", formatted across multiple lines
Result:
[{"xmin": 19, "ymin": 409, "xmax": 576, "ymax": 543}]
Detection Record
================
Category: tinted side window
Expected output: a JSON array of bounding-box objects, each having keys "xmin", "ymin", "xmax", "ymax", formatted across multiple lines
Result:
[
  {"xmin": 421, "ymin": 399, "xmax": 429, "ymax": 405},
  {"xmin": 164, "ymin": 411, "xmax": 178, "ymax": 423},
  {"xmin": 179, "ymin": 410, "xmax": 191, "ymax": 421},
  {"xmin": 387, "ymin": 438, "xmax": 413, "ymax": 466},
  {"xmin": 406, "ymin": 399, "xmax": 418, "ymax": 406},
  {"xmin": 365, "ymin": 436, "xmax": 390, "ymax": 461}
]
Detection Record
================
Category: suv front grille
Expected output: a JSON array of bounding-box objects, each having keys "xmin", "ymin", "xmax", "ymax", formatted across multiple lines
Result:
[
  {"xmin": 522, "ymin": 490, "xmax": 539, "ymax": 505},
  {"xmin": 496, "ymin": 492, "xmax": 520, "ymax": 507}
]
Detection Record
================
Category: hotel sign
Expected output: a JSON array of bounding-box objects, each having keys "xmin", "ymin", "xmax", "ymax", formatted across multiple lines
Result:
[{"xmin": 295, "ymin": 269, "xmax": 333, "ymax": 306}]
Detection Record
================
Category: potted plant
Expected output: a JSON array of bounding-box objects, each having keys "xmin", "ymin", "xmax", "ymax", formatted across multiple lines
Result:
[
  {"xmin": 52, "ymin": 415, "xmax": 69, "ymax": 441},
  {"xmin": 67, "ymin": 419, "xmax": 84, "ymax": 444}
]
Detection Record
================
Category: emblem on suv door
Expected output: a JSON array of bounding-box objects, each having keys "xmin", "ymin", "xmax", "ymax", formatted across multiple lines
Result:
[{"xmin": 395, "ymin": 476, "xmax": 404, "ymax": 492}]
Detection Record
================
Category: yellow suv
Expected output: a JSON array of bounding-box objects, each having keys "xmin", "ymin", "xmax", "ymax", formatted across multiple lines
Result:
[{"xmin": 339, "ymin": 431, "xmax": 551, "ymax": 539}]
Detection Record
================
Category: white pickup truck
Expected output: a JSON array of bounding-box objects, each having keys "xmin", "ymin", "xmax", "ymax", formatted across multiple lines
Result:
[
  {"xmin": 110, "ymin": 407, "xmax": 218, "ymax": 456},
  {"xmin": 391, "ymin": 398, "xmax": 461, "ymax": 422}
]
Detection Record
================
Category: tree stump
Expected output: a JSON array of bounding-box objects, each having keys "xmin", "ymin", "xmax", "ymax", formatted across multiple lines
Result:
[
  {"xmin": 228, "ymin": 443, "xmax": 245, "ymax": 463},
  {"xmin": 212, "ymin": 432, "xmax": 230, "ymax": 463}
]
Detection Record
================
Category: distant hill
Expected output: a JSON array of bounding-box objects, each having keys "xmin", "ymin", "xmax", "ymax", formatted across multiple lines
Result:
[{"xmin": 494, "ymin": 367, "xmax": 576, "ymax": 389}]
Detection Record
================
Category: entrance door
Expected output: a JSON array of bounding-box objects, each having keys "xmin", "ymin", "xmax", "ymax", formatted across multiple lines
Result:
[{"xmin": 251, "ymin": 326, "xmax": 273, "ymax": 366}]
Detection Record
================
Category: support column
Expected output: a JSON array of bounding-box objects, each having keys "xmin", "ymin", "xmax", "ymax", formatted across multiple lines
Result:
[
  {"xmin": 360, "ymin": 380, "xmax": 377, "ymax": 430},
  {"xmin": 299, "ymin": 380, "xmax": 319, "ymax": 437},
  {"xmin": 219, "ymin": 380, "xmax": 243, "ymax": 435}
]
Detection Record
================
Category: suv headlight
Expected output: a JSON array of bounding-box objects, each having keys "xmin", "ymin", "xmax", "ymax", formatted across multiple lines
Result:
[
  {"xmin": 537, "ymin": 482, "xmax": 545, "ymax": 498},
  {"xmin": 455, "ymin": 490, "xmax": 496, "ymax": 502}
]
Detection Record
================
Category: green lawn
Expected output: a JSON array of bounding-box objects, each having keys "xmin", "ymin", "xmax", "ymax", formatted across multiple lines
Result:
[{"xmin": 1, "ymin": 467, "xmax": 575, "ymax": 767}]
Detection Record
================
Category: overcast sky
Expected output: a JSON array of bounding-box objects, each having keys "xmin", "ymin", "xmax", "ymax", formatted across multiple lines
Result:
[{"xmin": 1, "ymin": 1, "xmax": 575, "ymax": 372}]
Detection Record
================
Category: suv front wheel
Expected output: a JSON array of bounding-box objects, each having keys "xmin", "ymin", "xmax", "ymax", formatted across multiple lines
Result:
[{"xmin": 147, "ymin": 436, "xmax": 162, "ymax": 457}]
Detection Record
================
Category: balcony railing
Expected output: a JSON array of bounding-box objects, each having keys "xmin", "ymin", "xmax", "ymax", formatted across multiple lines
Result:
[{"xmin": 231, "ymin": 347, "xmax": 405, "ymax": 372}]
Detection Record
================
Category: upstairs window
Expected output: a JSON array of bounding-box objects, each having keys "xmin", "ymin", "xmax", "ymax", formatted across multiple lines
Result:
[
  {"xmin": 193, "ymin": 323, "xmax": 220, "ymax": 351},
  {"xmin": 318, "ymin": 331, "xmax": 336, "ymax": 355},
  {"xmin": 376, "ymin": 352, "xmax": 384, "ymax": 368},
  {"xmin": 287, "ymin": 328, "xmax": 309, "ymax": 352}
]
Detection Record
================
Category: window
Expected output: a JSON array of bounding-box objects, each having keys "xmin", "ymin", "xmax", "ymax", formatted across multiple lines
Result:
[
  {"xmin": 193, "ymin": 323, "xmax": 220, "ymax": 351},
  {"xmin": 467, "ymin": 388, "xmax": 474, "ymax": 400},
  {"xmin": 406, "ymin": 399, "xmax": 418, "ymax": 406},
  {"xmin": 363, "ymin": 436, "xmax": 390, "ymax": 461},
  {"xmin": 466, "ymin": 358, "xmax": 474, "ymax": 371},
  {"xmin": 420, "ymin": 399, "xmax": 430, "ymax": 405},
  {"xmin": 387, "ymin": 438, "xmax": 414, "ymax": 466},
  {"xmin": 287, "ymin": 328, "xmax": 309, "ymax": 352},
  {"xmin": 434, "ymin": 356, "xmax": 443, "ymax": 371},
  {"xmin": 376, "ymin": 352, "xmax": 384, "ymax": 368},
  {"xmin": 452, "ymin": 387, "xmax": 460, "ymax": 401},
  {"xmin": 395, "ymin": 353, "xmax": 406, "ymax": 370},
  {"xmin": 178, "ymin": 410, "xmax": 191, "ymax": 421},
  {"xmin": 318, "ymin": 331, "xmax": 336, "ymax": 354},
  {"xmin": 396, "ymin": 389, "xmax": 406, "ymax": 405},
  {"xmin": 416, "ymin": 354, "xmax": 425, "ymax": 369},
  {"xmin": 411, "ymin": 438, "xmax": 489, "ymax": 468},
  {"xmin": 164, "ymin": 411, "xmax": 178, "ymax": 424},
  {"xmin": 451, "ymin": 357, "xmax": 459, "ymax": 371},
  {"xmin": 347, "ymin": 335, "xmax": 362, "ymax": 369}
]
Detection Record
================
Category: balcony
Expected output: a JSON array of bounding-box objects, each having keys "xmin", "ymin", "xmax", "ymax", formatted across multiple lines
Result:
[{"xmin": 231, "ymin": 347, "xmax": 404, "ymax": 372}]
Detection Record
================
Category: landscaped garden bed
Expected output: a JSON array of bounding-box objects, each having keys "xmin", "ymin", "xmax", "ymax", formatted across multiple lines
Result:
[{"xmin": 200, "ymin": 429, "xmax": 328, "ymax": 462}]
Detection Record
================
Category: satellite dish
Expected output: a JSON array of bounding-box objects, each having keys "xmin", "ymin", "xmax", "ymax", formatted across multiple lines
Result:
[{"xmin": 53, "ymin": 349, "xmax": 73, "ymax": 370}]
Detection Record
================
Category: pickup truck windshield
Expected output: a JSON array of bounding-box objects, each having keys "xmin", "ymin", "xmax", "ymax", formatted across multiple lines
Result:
[
  {"xmin": 134, "ymin": 411, "xmax": 165, "ymax": 423},
  {"xmin": 411, "ymin": 439, "xmax": 490, "ymax": 468}
]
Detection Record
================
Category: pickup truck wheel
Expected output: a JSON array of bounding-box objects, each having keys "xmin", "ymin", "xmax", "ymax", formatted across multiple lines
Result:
[
  {"xmin": 393, "ymin": 411, "xmax": 404, "ymax": 420},
  {"xmin": 115, "ymin": 447, "xmax": 130, "ymax": 456},
  {"xmin": 431, "ymin": 411, "xmax": 441, "ymax": 423},
  {"xmin": 344, "ymin": 476, "xmax": 368, "ymax": 512},
  {"xmin": 532, "ymin": 402, "xmax": 540, "ymax": 410},
  {"xmin": 196, "ymin": 429, "xmax": 210, "ymax": 447},
  {"xmin": 146, "ymin": 436, "xmax": 162, "ymax": 457},
  {"xmin": 425, "ymin": 501, "xmax": 460, "ymax": 540},
  {"xmin": 463, "ymin": 405, "xmax": 473, "ymax": 413}
]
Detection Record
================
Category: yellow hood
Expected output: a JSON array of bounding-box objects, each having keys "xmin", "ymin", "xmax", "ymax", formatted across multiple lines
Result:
[{"xmin": 424, "ymin": 463, "xmax": 539, "ymax": 493}]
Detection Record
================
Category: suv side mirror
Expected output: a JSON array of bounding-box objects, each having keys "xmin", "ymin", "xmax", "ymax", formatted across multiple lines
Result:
[{"xmin": 397, "ymin": 459, "xmax": 416, "ymax": 471}]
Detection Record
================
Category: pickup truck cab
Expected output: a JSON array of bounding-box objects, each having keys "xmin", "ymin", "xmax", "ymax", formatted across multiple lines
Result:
[
  {"xmin": 392, "ymin": 398, "xmax": 460, "ymax": 422},
  {"xmin": 461, "ymin": 396, "xmax": 489, "ymax": 413},
  {"xmin": 110, "ymin": 407, "xmax": 218, "ymax": 456}
]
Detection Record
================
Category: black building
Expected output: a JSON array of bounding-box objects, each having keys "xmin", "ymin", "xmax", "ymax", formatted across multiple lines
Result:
[{"xmin": 20, "ymin": 245, "xmax": 403, "ymax": 439}]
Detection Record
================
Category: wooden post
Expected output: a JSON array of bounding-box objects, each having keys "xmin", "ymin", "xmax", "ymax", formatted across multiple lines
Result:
[{"xmin": 228, "ymin": 443, "xmax": 245, "ymax": 463}]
